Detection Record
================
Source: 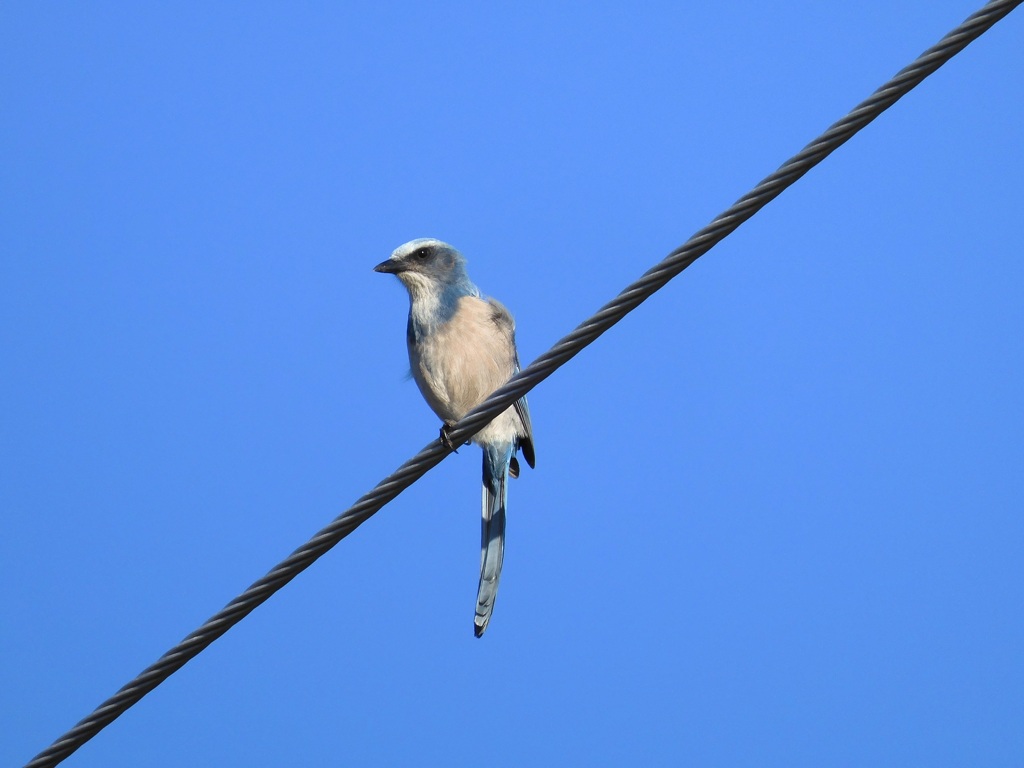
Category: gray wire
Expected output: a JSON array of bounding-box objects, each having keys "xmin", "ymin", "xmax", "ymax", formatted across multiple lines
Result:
[{"xmin": 24, "ymin": 1, "xmax": 1021, "ymax": 765}]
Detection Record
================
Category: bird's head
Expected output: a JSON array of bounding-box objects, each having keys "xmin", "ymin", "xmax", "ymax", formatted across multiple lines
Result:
[{"xmin": 374, "ymin": 238, "xmax": 470, "ymax": 297}]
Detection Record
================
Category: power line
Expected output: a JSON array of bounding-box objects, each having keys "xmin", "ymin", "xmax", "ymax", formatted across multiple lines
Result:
[{"xmin": 23, "ymin": 1, "xmax": 1021, "ymax": 765}]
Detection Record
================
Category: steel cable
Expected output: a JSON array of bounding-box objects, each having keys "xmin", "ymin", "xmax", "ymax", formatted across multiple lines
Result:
[{"xmin": 24, "ymin": 1, "xmax": 1021, "ymax": 765}]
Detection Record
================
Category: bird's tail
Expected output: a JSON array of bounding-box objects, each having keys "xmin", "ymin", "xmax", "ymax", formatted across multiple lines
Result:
[{"xmin": 475, "ymin": 442, "xmax": 512, "ymax": 637}]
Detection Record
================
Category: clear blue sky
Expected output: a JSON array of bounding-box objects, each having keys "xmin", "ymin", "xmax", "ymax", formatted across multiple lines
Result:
[{"xmin": 3, "ymin": 2, "xmax": 1022, "ymax": 766}]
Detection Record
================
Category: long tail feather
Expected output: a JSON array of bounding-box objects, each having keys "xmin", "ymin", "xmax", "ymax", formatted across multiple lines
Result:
[{"xmin": 475, "ymin": 442, "xmax": 511, "ymax": 637}]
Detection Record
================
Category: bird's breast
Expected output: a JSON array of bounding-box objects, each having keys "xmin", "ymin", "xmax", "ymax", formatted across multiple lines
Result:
[{"xmin": 408, "ymin": 296, "xmax": 514, "ymax": 424}]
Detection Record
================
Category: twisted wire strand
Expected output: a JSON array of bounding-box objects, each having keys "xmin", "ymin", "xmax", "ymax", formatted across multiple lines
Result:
[{"xmin": 25, "ymin": 1, "xmax": 1020, "ymax": 765}]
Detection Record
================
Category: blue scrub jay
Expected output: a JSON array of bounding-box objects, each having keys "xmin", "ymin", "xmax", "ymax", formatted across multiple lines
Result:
[{"xmin": 375, "ymin": 238, "xmax": 535, "ymax": 637}]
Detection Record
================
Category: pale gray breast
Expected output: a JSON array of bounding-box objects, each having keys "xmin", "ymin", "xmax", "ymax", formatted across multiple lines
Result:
[{"xmin": 412, "ymin": 295, "xmax": 517, "ymax": 423}]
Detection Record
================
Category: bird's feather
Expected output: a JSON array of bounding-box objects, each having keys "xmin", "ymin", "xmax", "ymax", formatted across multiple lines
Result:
[{"xmin": 475, "ymin": 441, "xmax": 512, "ymax": 637}]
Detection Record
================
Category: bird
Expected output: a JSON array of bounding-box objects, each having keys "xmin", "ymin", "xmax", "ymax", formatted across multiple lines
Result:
[{"xmin": 375, "ymin": 238, "xmax": 535, "ymax": 637}]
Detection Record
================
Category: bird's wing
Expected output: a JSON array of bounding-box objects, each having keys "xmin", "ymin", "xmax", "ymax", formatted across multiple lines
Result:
[{"xmin": 486, "ymin": 298, "xmax": 535, "ymax": 469}]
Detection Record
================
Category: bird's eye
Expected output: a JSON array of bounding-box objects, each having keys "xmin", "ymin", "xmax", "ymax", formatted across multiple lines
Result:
[{"xmin": 415, "ymin": 249, "xmax": 430, "ymax": 260}]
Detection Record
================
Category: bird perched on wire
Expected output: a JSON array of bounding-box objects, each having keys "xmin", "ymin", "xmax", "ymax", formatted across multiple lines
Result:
[{"xmin": 375, "ymin": 238, "xmax": 535, "ymax": 637}]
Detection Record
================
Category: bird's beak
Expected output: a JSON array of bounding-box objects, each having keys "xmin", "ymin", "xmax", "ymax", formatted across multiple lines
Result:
[{"xmin": 374, "ymin": 259, "xmax": 405, "ymax": 274}]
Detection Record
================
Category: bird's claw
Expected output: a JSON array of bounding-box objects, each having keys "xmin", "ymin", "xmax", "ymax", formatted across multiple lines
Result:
[{"xmin": 440, "ymin": 424, "xmax": 459, "ymax": 453}]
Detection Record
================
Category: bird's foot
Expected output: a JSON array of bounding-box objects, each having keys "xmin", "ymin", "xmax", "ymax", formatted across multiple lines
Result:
[{"xmin": 440, "ymin": 424, "xmax": 459, "ymax": 453}]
